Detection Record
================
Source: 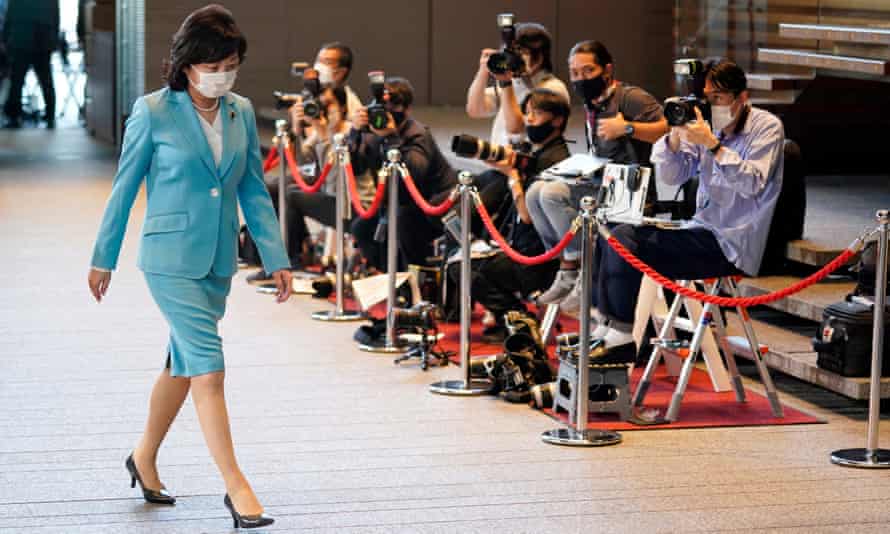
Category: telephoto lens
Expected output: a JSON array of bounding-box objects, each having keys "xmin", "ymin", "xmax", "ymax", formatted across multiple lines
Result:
[{"xmin": 450, "ymin": 134, "xmax": 507, "ymax": 162}]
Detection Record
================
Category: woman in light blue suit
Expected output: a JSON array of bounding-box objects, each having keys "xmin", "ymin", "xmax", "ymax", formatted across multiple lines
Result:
[{"xmin": 87, "ymin": 5, "xmax": 287, "ymax": 529}]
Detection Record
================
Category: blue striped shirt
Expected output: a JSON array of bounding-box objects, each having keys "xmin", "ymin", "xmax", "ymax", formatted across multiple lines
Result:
[{"xmin": 651, "ymin": 106, "xmax": 785, "ymax": 275}]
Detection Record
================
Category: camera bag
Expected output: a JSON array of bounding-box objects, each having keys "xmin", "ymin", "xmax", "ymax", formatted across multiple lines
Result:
[{"xmin": 812, "ymin": 297, "xmax": 890, "ymax": 377}]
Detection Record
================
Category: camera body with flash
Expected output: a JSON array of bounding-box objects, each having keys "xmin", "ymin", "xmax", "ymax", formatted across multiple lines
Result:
[
  {"xmin": 664, "ymin": 58, "xmax": 710, "ymax": 126},
  {"xmin": 366, "ymin": 70, "xmax": 389, "ymax": 130},
  {"xmin": 486, "ymin": 13, "xmax": 525, "ymax": 77},
  {"xmin": 273, "ymin": 61, "xmax": 322, "ymax": 119}
]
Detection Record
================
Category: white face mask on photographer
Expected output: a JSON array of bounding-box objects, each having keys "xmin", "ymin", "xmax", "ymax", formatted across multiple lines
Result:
[
  {"xmin": 189, "ymin": 68, "xmax": 238, "ymax": 99},
  {"xmin": 314, "ymin": 63, "xmax": 335, "ymax": 86},
  {"xmin": 710, "ymin": 104, "xmax": 736, "ymax": 133}
]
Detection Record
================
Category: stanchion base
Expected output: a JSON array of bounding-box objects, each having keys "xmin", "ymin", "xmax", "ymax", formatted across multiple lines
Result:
[
  {"xmin": 541, "ymin": 428, "xmax": 622, "ymax": 447},
  {"xmin": 429, "ymin": 379, "xmax": 492, "ymax": 396},
  {"xmin": 359, "ymin": 338, "xmax": 409, "ymax": 354},
  {"xmin": 830, "ymin": 448, "xmax": 890, "ymax": 468},
  {"xmin": 311, "ymin": 310, "xmax": 365, "ymax": 322}
]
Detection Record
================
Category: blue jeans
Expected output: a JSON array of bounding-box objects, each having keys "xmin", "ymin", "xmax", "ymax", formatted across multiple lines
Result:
[{"xmin": 525, "ymin": 180, "xmax": 600, "ymax": 261}]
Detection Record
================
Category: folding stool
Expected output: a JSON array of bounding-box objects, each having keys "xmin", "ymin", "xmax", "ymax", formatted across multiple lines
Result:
[{"xmin": 631, "ymin": 276, "xmax": 784, "ymax": 422}]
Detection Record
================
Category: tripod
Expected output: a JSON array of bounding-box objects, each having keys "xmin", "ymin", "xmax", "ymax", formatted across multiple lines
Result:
[{"xmin": 394, "ymin": 328, "xmax": 453, "ymax": 371}]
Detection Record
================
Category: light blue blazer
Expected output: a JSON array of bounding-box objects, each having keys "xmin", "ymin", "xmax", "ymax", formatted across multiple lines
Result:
[{"xmin": 91, "ymin": 88, "xmax": 289, "ymax": 278}]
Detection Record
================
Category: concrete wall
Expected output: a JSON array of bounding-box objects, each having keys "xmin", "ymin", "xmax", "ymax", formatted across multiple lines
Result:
[{"xmin": 144, "ymin": 1, "xmax": 673, "ymax": 108}]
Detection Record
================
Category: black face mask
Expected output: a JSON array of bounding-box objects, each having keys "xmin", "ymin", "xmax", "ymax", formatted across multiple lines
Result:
[
  {"xmin": 573, "ymin": 76, "xmax": 607, "ymax": 108},
  {"xmin": 389, "ymin": 110, "xmax": 406, "ymax": 127},
  {"xmin": 526, "ymin": 121, "xmax": 556, "ymax": 144}
]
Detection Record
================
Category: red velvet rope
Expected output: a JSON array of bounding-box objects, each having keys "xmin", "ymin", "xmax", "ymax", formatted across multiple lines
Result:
[
  {"xmin": 400, "ymin": 170, "xmax": 457, "ymax": 216},
  {"xmin": 605, "ymin": 235, "xmax": 857, "ymax": 308},
  {"xmin": 262, "ymin": 146, "xmax": 279, "ymax": 174},
  {"xmin": 346, "ymin": 163, "xmax": 386, "ymax": 219},
  {"xmin": 475, "ymin": 198, "xmax": 575, "ymax": 265},
  {"xmin": 282, "ymin": 145, "xmax": 330, "ymax": 194}
]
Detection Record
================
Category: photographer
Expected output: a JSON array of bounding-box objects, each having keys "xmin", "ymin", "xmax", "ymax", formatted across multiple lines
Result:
[
  {"xmin": 587, "ymin": 59, "xmax": 785, "ymax": 361},
  {"xmin": 291, "ymin": 42, "xmax": 362, "ymax": 138},
  {"xmin": 466, "ymin": 21, "xmax": 569, "ymax": 146},
  {"xmin": 448, "ymin": 88, "xmax": 570, "ymax": 342},
  {"xmin": 350, "ymin": 76, "xmax": 458, "ymax": 270},
  {"xmin": 526, "ymin": 40, "xmax": 668, "ymax": 314}
]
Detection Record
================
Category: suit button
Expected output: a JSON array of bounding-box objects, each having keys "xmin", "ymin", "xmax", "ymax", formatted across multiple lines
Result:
[{"xmin": 210, "ymin": 188, "xmax": 219, "ymax": 197}]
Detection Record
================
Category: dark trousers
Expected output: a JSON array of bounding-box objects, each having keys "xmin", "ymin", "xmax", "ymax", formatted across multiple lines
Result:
[
  {"xmin": 448, "ymin": 253, "xmax": 558, "ymax": 322},
  {"xmin": 4, "ymin": 47, "xmax": 55, "ymax": 122},
  {"xmin": 593, "ymin": 225, "xmax": 741, "ymax": 324},
  {"xmin": 350, "ymin": 199, "xmax": 448, "ymax": 272},
  {"xmin": 262, "ymin": 176, "xmax": 344, "ymax": 265},
  {"xmin": 351, "ymin": 213, "xmax": 386, "ymax": 272}
]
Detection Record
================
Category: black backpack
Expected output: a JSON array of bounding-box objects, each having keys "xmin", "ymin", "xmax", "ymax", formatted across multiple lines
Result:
[
  {"xmin": 813, "ymin": 296, "xmax": 890, "ymax": 377},
  {"xmin": 852, "ymin": 239, "xmax": 890, "ymax": 298}
]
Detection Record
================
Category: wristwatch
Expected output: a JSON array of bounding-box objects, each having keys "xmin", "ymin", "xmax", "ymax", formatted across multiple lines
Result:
[
  {"xmin": 709, "ymin": 140, "xmax": 722, "ymax": 154},
  {"xmin": 624, "ymin": 123, "xmax": 635, "ymax": 138},
  {"xmin": 497, "ymin": 79, "xmax": 512, "ymax": 88}
]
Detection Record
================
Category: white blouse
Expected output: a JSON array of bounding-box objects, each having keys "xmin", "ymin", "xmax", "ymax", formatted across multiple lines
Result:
[{"xmin": 197, "ymin": 111, "xmax": 223, "ymax": 167}]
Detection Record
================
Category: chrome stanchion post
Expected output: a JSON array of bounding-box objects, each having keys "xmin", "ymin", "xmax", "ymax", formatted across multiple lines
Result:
[
  {"xmin": 831, "ymin": 209, "xmax": 890, "ymax": 468},
  {"xmin": 313, "ymin": 133, "xmax": 363, "ymax": 322},
  {"xmin": 360, "ymin": 149, "xmax": 408, "ymax": 353},
  {"xmin": 256, "ymin": 120, "xmax": 293, "ymax": 295},
  {"xmin": 276, "ymin": 119, "xmax": 290, "ymax": 260},
  {"xmin": 542, "ymin": 197, "xmax": 622, "ymax": 446},
  {"xmin": 430, "ymin": 172, "xmax": 492, "ymax": 395}
]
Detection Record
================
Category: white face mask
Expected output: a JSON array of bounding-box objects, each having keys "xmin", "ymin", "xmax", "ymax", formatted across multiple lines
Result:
[
  {"xmin": 190, "ymin": 68, "xmax": 238, "ymax": 99},
  {"xmin": 711, "ymin": 104, "xmax": 736, "ymax": 133},
  {"xmin": 314, "ymin": 62, "xmax": 335, "ymax": 86}
]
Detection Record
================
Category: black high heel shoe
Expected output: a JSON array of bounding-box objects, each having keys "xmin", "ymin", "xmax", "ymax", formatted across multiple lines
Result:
[
  {"xmin": 223, "ymin": 494, "xmax": 275, "ymax": 529},
  {"xmin": 125, "ymin": 453, "xmax": 176, "ymax": 505}
]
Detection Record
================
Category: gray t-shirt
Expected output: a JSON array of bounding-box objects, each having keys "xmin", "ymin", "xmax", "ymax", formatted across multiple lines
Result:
[{"xmin": 586, "ymin": 83, "xmax": 663, "ymax": 165}]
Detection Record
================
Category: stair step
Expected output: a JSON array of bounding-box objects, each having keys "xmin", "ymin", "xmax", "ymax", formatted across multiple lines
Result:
[
  {"xmin": 747, "ymin": 72, "xmax": 815, "ymax": 91},
  {"xmin": 779, "ymin": 23, "xmax": 890, "ymax": 46},
  {"xmin": 724, "ymin": 312, "xmax": 890, "ymax": 400},
  {"xmin": 735, "ymin": 276, "xmax": 855, "ymax": 322},
  {"xmin": 785, "ymin": 239, "xmax": 858, "ymax": 268},
  {"xmin": 758, "ymin": 48, "xmax": 890, "ymax": 76}
]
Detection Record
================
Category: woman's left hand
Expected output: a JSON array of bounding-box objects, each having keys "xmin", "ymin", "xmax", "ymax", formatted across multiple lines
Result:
[{"xmin": 270, "ymin": 269, "xmax": 293, "ymax": 303}]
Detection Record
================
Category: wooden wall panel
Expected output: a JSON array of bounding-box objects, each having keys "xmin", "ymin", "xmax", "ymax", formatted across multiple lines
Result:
[{"xmin": 430, "ymin": 0, "xmax": 558, "ymax": 106}]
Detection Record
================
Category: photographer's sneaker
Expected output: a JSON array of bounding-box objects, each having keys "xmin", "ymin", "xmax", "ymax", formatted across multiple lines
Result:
[
  {"xmin": 536, "ymin": 269, "xmax": 579, "ymax": 305},
  {"xmin": 558, "ymin": 276, "xmax": 584, "ymax": 316}
]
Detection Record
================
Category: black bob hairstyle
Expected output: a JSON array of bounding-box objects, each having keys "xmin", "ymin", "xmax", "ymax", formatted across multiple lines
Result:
[{"xmin": 163, "ymin": 4, "xmax": 247, "ymax": 91}]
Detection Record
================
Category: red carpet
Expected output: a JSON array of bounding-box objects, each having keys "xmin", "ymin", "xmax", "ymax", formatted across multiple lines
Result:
[{"xmin": 336, "ymin": 297, "xmax": 823, "ymax": 430}]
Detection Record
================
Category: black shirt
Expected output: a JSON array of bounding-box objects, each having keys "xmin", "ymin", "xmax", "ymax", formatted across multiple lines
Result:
[
  {"xmin": 503, "ymin": 136, "xmax": 571, "ymax": 256},
  {"xmin": 349, "ymin": 118, "xmax": 458, "ymax": 206}
]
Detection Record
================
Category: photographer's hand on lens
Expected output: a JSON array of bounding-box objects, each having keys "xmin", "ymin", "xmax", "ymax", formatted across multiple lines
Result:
[
  {"xmin": 369, "ymin": 112, "xmax": 398, "ymax": 138},
  {"xmin": 484, "ymin": 146, "xmax": 516, "ymax": 174},
  {"xmin": 596, "ymin": 112, "xmax": 628, "ymax": 141},
  {"xmin": 288, "ymin": 96, "xmax": 305, "ymax": 136},
  {"xmin": 681, "ymin": 106, "xmax": 719, "ymax": 149},
  {"xmin": 270, "ymin": 269, "xmax": 293, "ymax": 303},
  {"xmin": 352, "ymin": 107, "xmax": 369, "ymax": 131},
  {"xmin": 88, "ymin": 268, "xmax": 111, "ymax": 303},
  {"xmin": 478, "ymin": 48, "xmax": 498, "ymax": 77}
]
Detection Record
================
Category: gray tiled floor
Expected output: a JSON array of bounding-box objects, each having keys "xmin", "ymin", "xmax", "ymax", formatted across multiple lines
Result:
[{"xmin": 1, "ymin": 124, "xmax": 889, "ymax": 533}]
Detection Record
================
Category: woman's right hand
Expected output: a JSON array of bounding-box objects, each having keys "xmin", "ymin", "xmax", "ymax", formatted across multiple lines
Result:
[{"xmin": 88, "ymin": 268, "xmax": 112, "ymax": 302}]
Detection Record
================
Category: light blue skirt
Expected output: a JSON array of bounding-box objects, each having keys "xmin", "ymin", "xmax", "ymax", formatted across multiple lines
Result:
[{"xmin": 144, "ymin": 272, "xmax": 232, "ymax": 377}]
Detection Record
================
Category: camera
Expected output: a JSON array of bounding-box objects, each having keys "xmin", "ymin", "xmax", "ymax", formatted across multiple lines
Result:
[
  {"xmin": 451, "ymin": 134, "xmax": 537, "ymax": 176},
  {"xmin": 274, "ymin": 61, "xmax": 322, "ymax": 119},
  {"xmin": 367, "ymin": 70, "xmax": 389, "ymax": 130},
  {"xmin": 391, "ymin": 301, "xmax": 438, "ymax": 331},
  {"xmin": 664, "ymin": 58, "xmax": 710, "ymax": 126},
  {"xmin": 486, "ymin": 13, "xmax": 524, "ymax": 77}
]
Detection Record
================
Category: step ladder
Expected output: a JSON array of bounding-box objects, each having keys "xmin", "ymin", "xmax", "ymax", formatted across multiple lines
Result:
[{"xmin": 632, "ymin": 277, "xmax": 784, "ymax": 422}]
